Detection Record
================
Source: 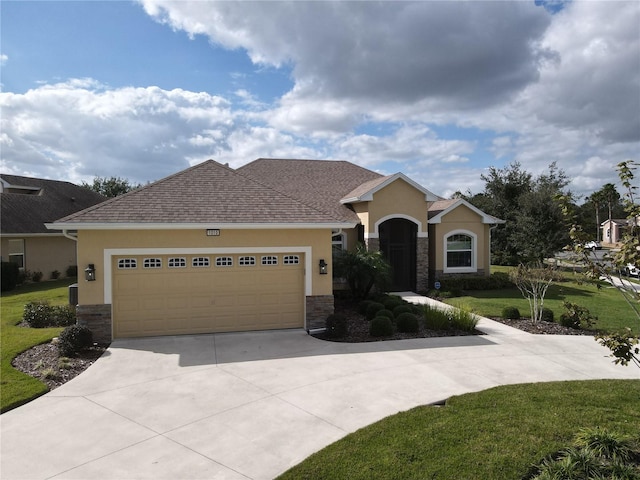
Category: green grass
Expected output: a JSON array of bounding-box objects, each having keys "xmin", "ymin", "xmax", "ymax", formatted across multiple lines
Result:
[
  {"xmin": 1, "ymin": 279, "xmax": 76, "ymax": 412},
  {"xmin": 278, "ymin": 380, "xmax": 640, "ymax": 480},
  {"xmin": 449, "ymin": 266, "xmax": 639, "ymax": 334}
]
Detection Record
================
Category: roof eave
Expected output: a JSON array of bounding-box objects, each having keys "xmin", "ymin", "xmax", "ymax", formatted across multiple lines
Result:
[{"xmin": 46, "ymin": 221, "xmax": 357, "ymax": 231}]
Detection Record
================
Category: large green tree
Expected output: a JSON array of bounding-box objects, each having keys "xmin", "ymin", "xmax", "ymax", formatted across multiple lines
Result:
[
  {"xmin": 467, "ymin": 162, "xmax": 571, "ymax": 265},
  {"xmin": 81, "ymin": 176, "xmax": 140, "ymax": 198}
]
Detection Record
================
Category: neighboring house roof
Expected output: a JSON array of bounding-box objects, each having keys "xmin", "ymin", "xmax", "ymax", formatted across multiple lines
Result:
[
  {"xmin": 340, "ymin": 172, "xmax": 440, "ymax": 204},
  {"xmin": 237, "ymin": 158, "xmax": 384, "ymax": 223},
  {"xmin": 52, "ymin": 160, "xmax": 356, "ymax": 229},
  {"xmin": 0, "ymin": 174, "xmax": 106, "ymax": 235},
  {"xmin": 601, "ymin": 218, "xmax": 631, "ymax": 226},
  {"xmin": 428, "ymin": 198, "xmax": 505, "ymax": 225}
]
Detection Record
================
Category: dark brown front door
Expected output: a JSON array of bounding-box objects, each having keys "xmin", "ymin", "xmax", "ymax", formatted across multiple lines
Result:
[{"xmin": 379, "ymin": 218, "xmax": 417, "ymax": 291}]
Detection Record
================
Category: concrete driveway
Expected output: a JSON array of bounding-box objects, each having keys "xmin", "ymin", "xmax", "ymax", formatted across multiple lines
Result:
[{"xmin": 2, "ymin": 313, "xmax": 640, "ymax": 480}]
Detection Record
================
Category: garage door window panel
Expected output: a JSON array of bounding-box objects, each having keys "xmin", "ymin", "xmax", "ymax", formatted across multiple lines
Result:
[
  {"xmin": 143, "ymin": 258, "xmax": 162, "ymax": 269},
  {"xmin": 283, "ymin": 255, "xmax": 300, "ymax": 265},
  {"xmin": 262, "ymin": 255, "xmax": 278, "ymax": 265},
  {"xmin": 215, "ymin": 256, "xmax": 233, "ymax": 267},
  {"xmin": 239, "ymin": 256, "xmax": 256, "ymax": 266},
  {"xmin": 192, "ymin": 257, "xmax": 210, "ymax": 267},
  {"xmin": 118, "ymin": 258, "xmax": 137, "ymax": 269},
  {"xmin": 168, "ymin": 257, "xmax": 186, "ymax": 268}
]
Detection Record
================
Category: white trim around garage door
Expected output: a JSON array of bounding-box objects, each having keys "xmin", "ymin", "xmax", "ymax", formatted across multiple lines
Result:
[{"xmin": 103, "ymin": 246, "xmax": 313, "ymax": 304}]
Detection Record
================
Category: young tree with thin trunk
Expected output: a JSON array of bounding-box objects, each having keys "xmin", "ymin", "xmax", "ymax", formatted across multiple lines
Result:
[{"xmin": 509, "ymin": 263, "xmax": 559, "ymax": 324}]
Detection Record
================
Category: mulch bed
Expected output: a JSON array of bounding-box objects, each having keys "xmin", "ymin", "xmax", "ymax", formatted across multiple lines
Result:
[
  {"xmin": 12, "ymin": 341, "xmax": 107, "ymax": 391},
  {"xmin": 313, "ymin": 296, "xmax": 592, "ymax": 342}
]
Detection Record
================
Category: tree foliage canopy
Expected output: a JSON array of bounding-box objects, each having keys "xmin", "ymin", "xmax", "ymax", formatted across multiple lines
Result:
[
  {"xmin": 81, "ymin": 176, "xmax": 140, "ymax": 198},
  {"xmin": 465, "ymin": 162, "xmax": 571, "ymax": 265}
]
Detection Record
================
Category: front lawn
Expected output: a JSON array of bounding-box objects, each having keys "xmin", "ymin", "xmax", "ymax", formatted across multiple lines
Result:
[
  {"xmin": 446, "ymin": 266, "xmax": 639, "ymax": 334},
  {"xmin": 1, "ymin": 279, "xmax": 76, "ymax": 412},
  {"xmin": 278, "ymin": 380, "xmax": 640, "ymax": 480}
]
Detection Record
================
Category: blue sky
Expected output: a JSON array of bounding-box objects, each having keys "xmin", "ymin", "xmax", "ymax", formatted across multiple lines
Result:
[{"xmin": 1, "ymin": 1, "xmax": 638, "ymax": 199}]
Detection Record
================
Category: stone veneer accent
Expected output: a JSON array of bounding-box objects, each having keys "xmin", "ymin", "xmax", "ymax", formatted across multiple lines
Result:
[
  {"xmin": 416, "ymin": 236, "xmax": 429, "ymax": 292},
  {"xmin": 76, "ymin": 304, "xmax": 112, "ymax": 344},
  {"xmin": 306, "ymin": 295, "xmax": 334, "ymax": 330}
]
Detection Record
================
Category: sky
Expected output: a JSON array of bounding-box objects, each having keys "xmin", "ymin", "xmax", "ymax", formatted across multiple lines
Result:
[{"xmin": 1, "ymin": 0, "xmax": 639, "ymax": 200}]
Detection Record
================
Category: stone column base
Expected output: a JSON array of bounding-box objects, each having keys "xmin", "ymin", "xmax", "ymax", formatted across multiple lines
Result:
[
  {"xmin": 306, "ymin": 295, "xmax": 334, "ymax": 330},
  {"xmin": 76, "ymin": 304, "xmax": 112, "ymax": 345}
]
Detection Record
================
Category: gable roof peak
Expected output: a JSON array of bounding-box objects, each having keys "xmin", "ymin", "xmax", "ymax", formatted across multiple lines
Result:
[{"xmin": 341, "ymin": 172, "xmax": 440, "ymax": 204}]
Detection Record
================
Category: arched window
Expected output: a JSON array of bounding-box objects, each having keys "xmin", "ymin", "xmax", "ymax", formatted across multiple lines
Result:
[{"xmin": 444, "ymin": 231, "xmax": 476, "ymax": 273}]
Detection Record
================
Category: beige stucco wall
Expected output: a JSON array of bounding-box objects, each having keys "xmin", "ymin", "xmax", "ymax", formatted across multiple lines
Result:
[
  {"xmin": 77, "ymin": 228, "xmax": 334, "ymax": 305},
  {"xmin": 0, "ymin": 235, "xmax": 76, "ymax": 278},
  {"xmin": 363, "ymin": 179, "xmax": 429, "ymax": 235},
  {"xmin": 430, "ymin": 205, "xmax": 491, "ymax": 274}
]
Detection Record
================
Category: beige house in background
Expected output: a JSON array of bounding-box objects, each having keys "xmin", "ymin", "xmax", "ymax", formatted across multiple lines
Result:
[
  {"xmin": 47, "ymin": 159, "xmax": 503, "ymax": 342},
  {"xmin": 601, "ymin": 218, "xmax": 636, "ymax": 246},
  {"xmin": 0, "ymin": 175, "xmax": 105, "ymax": 279}
]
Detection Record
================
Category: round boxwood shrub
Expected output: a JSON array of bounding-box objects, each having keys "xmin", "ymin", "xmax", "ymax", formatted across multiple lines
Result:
[
  {"xmin": 370, "ymin": 316, "xmax": 394, "ymax": 337},
  {"xmin": 382, "ymin": 297, "xmax": 404, "ymax": 310},
  {"xmin": 541, "ymin": 307, "xmax": 554, "ymax": 323},
  {"xmin": 396, "ymin": 312, "xmax": 419, "ymax": 333},
  {"xmin": 357, "ymin": 300, "xmax": 374, "ymax": 315},
  {"xmin": 57, "ymin": 325, "xmax": 93, "ymax": 357},
  {"xmin": 325, "ymin": 314, "xmax": 348, "ymax": 338},
  {"xmin": 376, "ymin": 309, "xmax": 394, "ymax": 320},
  {"xmin": 392, "ymin": 304, "xmax": 413, "ymax": 318},
  {"xmin": 365, "ymin": 302, "xmax": 385, "ymax": 320},
  {"xmin": 501, "ymin": 306, "xmax": 521, "ymax": 320}
]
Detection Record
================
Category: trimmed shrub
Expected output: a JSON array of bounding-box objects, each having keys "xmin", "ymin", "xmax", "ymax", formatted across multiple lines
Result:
[
  {"xmin": 50, "ymin": 270, "xmax": 61, "ymax": 280},
  {"xmin": 66, "ymin": 265, "xmax": 78, "ymax": 278},
  {"xmin": 392, "ymin": 305, "xmax": 413, "ymax": 318},
  {"xmin": 370, "ymin": 316, "xmax": 394, "ymax": 337},
  {"xmin": 382, "ymin": 296, "xmax": 404, "ymax": 310},
  {"xmin": 357, "ymin": 300, "xmax": 374, "ymax": 315},
  {"xmin": 396, "ymin": 312, "xmax": 419, "ymax": 333},
  {"xmin": 502, "ymin": 306, "xmax": 521, "ymax": 320},
  {"xmin": 32, "ymin": 271, "xmax": 43, "ymax": 282},
  {"xmin": 559, "ymin": 302, "xmax": 597, "ymax": 330},
  {"xmin": 365, "ymin": 302, "xmax": 385, "ymax": 320},
  {"xmin": 325, "ymin": 314, "xmax": 349, "ymax": 338},
  {"xmin": 57, "ymin": 325, "xmax": 93, "ymax": 357},
  {"xmin": 376, "ymin": 309, "xmax": 394, "ymax": 320},
  {"xmin": 541, "ymin": 307, "xmax": 554, "ymax": 323},
  {"xmin": 423, "ymin": 304, "xmax": 451, "ymax": 330},
  {"xmin": 23, "ymin": 301, "xmax": 76, "ymax": 328},
  {"xmin": 438, "ymin": 273, "xmax": 514, "ymax": 293},
  {"xmin": 1, "ymin": 261, "xmax": 20, "ymax": 291}
]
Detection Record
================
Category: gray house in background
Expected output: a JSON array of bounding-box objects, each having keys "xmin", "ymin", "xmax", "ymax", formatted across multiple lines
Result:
[{"xmin": 1, "ymin": 174, "xmax": 105, "ymax": 279}]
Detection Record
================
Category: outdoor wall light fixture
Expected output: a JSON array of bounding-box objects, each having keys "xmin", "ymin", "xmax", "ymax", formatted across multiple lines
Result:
[
  {"xmin": 319, "ymin": 259, "xmax": 328, "ymax": 275},
  {"xmin": 84, "ymin": 264, "xmax": 96, "ymax": 282}
]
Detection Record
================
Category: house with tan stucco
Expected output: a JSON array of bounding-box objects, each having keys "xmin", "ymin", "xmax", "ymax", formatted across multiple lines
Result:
[
  {"xmin": 47, "ymin": 158, "xmax": 503, "ymax": 342},
  {"xmin": 1, "ymin": 174, "xmax": 105, "ymax": 279}
]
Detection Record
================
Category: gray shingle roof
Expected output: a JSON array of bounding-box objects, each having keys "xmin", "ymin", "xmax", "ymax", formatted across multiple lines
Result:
[
  {"xmin": 1, "ymin": 175, "xmax": 106, "ymax": 234},
  {"xmin": 55, "ymin": 160, "xmax": 354, "ymax": 225},
  {"xmin": 237, "ymin": 158, "xmax": 383, "ymax": 223}
]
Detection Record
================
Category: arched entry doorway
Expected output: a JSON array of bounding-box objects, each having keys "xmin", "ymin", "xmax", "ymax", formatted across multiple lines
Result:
[{"xmin": 378, "ymin": 218, "xmax": 417, "ymax": 291}]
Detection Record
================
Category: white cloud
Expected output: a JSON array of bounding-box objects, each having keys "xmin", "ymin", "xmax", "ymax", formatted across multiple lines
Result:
[
  {"xmin": 0, "ymin": 80, "xmax": 235, "ymax": 184},
  {"xmin": 0, "ymin": 54, "xmax": 8, "ymax": 66}
]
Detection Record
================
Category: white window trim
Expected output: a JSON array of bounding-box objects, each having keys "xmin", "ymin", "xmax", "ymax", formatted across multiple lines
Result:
[
  {"xmin": 283, "ymin": 255, "xmax": 300, "ymax": 265},
  {"xmin": 367, "ymin": 214, "xmax": 427, "ymax": 239},
  {"xmin": 332, "ymin": 232, "xmax": 346, "ymax": 250},
  {"xmin": 443, "ymin": 229, "xmax": 477, "ymax": 274}
]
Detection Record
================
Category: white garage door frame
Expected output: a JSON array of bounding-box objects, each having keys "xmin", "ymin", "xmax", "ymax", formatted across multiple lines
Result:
[{"xmin": 103, "ymin": 246, "xmax": 313, "ymax": 334}]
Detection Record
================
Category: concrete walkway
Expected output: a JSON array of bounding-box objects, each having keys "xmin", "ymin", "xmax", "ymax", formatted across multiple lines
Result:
[{"xmin": 2, "ymin": 296, "xmax": 639, "ymax": 480}]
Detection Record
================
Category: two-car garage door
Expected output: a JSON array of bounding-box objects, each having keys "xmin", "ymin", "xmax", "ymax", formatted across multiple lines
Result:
[{"xmin": 112, "ymin": 253, "xmax": 305, "ymax": 338}]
